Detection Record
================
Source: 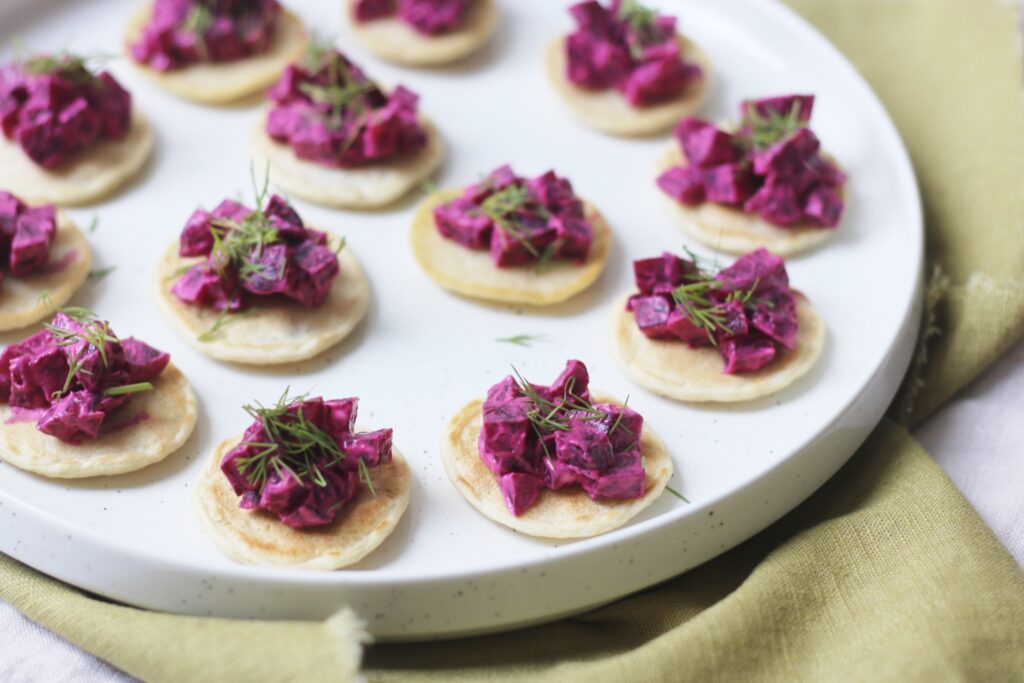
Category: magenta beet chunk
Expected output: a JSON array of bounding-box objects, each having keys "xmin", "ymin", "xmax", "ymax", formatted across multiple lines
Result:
[
  {"xmin": 581, "ymin": 462, "xmax": 645, "ymax": 499},
  {"xmin": 592, "ymin": 402, "xmax": 643, "ymax": 452},
  {"xmin": 342, "ymin": 428, "xmax": 393, "ymax": 469},
  {"xmin": 289, "ymin": 241, "xmax": 339, "ymax": 307},
  {"xmin": 743, "ymin": 94, "xmax": 814, "ymax": 122},
  {"xmin": 36, "ymin": 390, "xmax": 105, "ymax": 443},
  {"xmin": 0, "ymin": 191, "xmax": 24, "ymax": 238},
  {"xmin": 719, "ymin": 336, "xmax": 777, "ymax": 374},
  {"xmin": 657, "ymin": 166, "xmax": 705, "ymax": 205},
  {"xmin": 619, "ymin": 52, "xmax": 694, "ymax": 106},
  {"xmin": 355, "ymin": 0, "xmax": 396, "ymax": 21},
  {"xmin": 631, "ymin": 295, "xmax": 675, "ymax": 339},
  {"xmin": 526, "ymin": 171, "xmax": 576, "ymax": 208},
  {"xmin": 499, "ymin": 471, "xmax": 545, "ymax": 516},
  {"xmin": 57, "ymin": 96, "xmax": 102, "ymax": 149},
  {"xmin": 674, "ymin": 117, "xmax": 741, "ymax": 168},
  {"xmin": 119, "ymin": 337, "xmax": 171, "ymax": 382},
  {"xmin": 178, "ymin": 209, "xmax": 214, "ymax": 257},
  {"xmin": 240, "ymin": 243, "xmax": 289, "ymax": 297},
  {"xmin": 550, "ymin": 212, "xmax": 592, "ymax": 262},
  {"xmin": 718, "ymin": 299, "xmax": 750, "ymax": 338},
  {"xmin": 489, "ymin": 217, "xmax": 556, "ymax": 268},
  {"xmin": 702, "ymin": 163, "xmax": 753, "ymax": 205},
  {"xmin": 752, "ymin": 289, "xmax": 799, "ymax": 349},
  {"xmin": 633, "ymin": 252, "xmax": 693, "ymax": 295},
  {"xmin": 565, "ymin": 31, "xmax": 632, "ymax": 90},
  {"xmin": 91, "ymin": 72, "xmax": 132, "ymax": 140},
  {"xmin": 397, "ymin": 0, "xmax": 468, "ymax": 35},
  {"xmin": 479, "ymin": 396, "xmax": 533, "ymax": 474},
  {"xmin": 804, "ymin": 185, "xmax": 844, "ymax": 228},
  {"xmin": 546, "ymin": 359, "xmax": 591, "ymax": 403},
  {"xmin": 7, "ymin": 345, "xmax": 68, "ymax": 409},
  {"xmin": 752, "ymin": 127, "xmax": 821, "ymax": 177},
  {"xmin": 211, "ymin": 198, "xmax": 251, "ymax": 223},
  {"xmin": 434, "ymin": 196, "xmax": 493, "ymax": 249},
  {"xmin": 323, "ymin": 397, "xmax": 359, "ymax": 440},
  {"xmin": 554, "ymin": 421, "xmax": 614, "ymax": 471},
  {"xmin": 743, "ymin": 180, "xmax": 803, "ymax": 226},
  {"xmin": 171, "ymin": 262, "xmax": 241, "ymax": 311},
  {"xmin": 715, "ymin": 248, "xmax": 788, "ymax": 294},
  {"xmin": 264, "ymin": 193, "xmax": 307, "ymax": 241},
  {"xmin": 664, "ymin": 307, "xmax": 712, "ymax": 347},
  {"xmin": 485, "ymin": 375, "xmax": 520, "ymax": 402},
  {"xmin": 10, "ymin": 204, "xmax": 56, "ymax": 275},
  {"xmin": 544, "ymin": 458, "xmax": 584, "ymax": 490}
]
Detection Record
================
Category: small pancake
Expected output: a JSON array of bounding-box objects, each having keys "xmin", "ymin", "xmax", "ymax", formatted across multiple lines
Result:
[
  {"xmin": 0, "ymin": 213, "xmax": 91, "ymax": 332},
  {"xmin": 251, "ymin": 114, "xmax": 445, "ymax": 210},
  {"xmin": 153, "ymin": 234, "xmax": 369, "ymax": 365},
  {"xmin": 609, "ymin": 292, "xmax": 826, "ymax": 403},
  {"xmin": 441, "ymin": 394, "xmax": 673, "ymax": 539},
  {"xmin": 409, "ymin": 188, "xmax": 612, "ymax": 306},
  {"xmin": 0, "ymin": 108, "xmax": 154, "ymax": 207},
  {"xmin": 654, "ymin": 147, "xmax": 845, "ymax": 256},
  {"xmin": 124, "ymin": 6, "xmax": 309, "ymax": 105},
  {"xmin": 194, "ymin": 435, "xmax": 411, "ymax": 570},
  {"xmin": 545, "ymin": 35, "xmax": 710, "ymax": 137},
  {"xmin": 348, "ymin": 0, "xmax": 498, "ymax": 67},
  {"xmin": 0, "ymin": 363, "xmax": 197, "ymax": 479}
]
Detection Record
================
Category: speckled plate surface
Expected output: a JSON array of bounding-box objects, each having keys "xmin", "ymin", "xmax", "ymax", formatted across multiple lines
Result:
[{"xmin": 0, "ymin": 0, "xmax": 921, "ymax": 639}]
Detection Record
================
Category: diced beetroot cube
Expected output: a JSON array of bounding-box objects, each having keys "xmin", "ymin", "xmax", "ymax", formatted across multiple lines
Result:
[
  {"xmin": 674, "ymin": 117, "xmax": 742, "ymax": 168},
  {"xmin": 631, "ymin": 295, "xmax": 675, "ymax": 339},
  {"xmin": 10, "ymin": 205, "xmax": 56, "ymax": 275},
  {"xmin": 550, "ymin": 212, "xmax": 591, "ymax": 262},
  {"xmin": 719, "ymin": 336, "xmax": 777, "ymax": 374},
  {"xmin": 657, "ymin": 166, "xmax": 705, "ymax": 205},
  {"xmin": 479, "ymin": 396, "xmax": 533, "ymax": 475},
  {"xmin": 702, "ymin": 163, "xmax": 753, "ymax": 205},
  {"xmin": 633, "ymin": 252, "xmax": 693, "ymax": 294},
  {"xmin": 618, "ymin": 55, "xmax": 692, "ymax": 106},
  {"xmin": 211, "ymin": 198, "xmax": 251, "ymax": 223},
  {"xmin": 178, "ymin": 209, "xmax": 214, "ymax": 257},
  {"xmin": 342, "ymin": 428, "xmax": 393, "ymax": 469},
  {"xmin": 434, "ymin": 197, "xmax": 492, "ymax": 249},
  {"xmin": 171, "ymin": 262, "xmax": 242, "ymax": 311},
  {"xmin": 239, "ymin": 243, "xmax": 290, "ymax": 298},
  {"xmin": 742, "ymin": 94, "xmax": 814, "ymax": 122},
  {"xmin": 752, "ymin": 127, "xmax": 820, "ymax": 176},
  {"xmin": 666, "ymin": 307, "xmax": 713, "ymax": 346},
  {"xmin": 582, "ymin": 461, "xmax": 645, "ymax": 499},
  {"xmin": 36, "ymin": 390, "xmax": 107, "ymax": 443},
  {"xmin": 498, "ymin": 471, "xmax": 545, "ymax": 516},
  {"xmin": 715, "ymin": 247, "xmax": 788, "ymax": 294},
  {"xmin": 804, "ymin": 185, "xmax": 844, "ymax": 228},
  {"xmin": 119, "ymin": 337, "xmax": 170, "ymax": 382},
  {"xmin": 554, "ymin": 421, "xmax": 614, "ymax": 471},
  {"xmin": 751, "ymin": 289, "xmax": 799, "ymax": 349}
]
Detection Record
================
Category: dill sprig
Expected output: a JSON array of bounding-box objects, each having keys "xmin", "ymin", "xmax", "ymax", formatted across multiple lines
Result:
[
  {"xmin": 666, "ymin": 486, "xmax": 690, "ymax": 503},
  {"xmin": 21, "ymin": 49, "xmax": 111, "ymax": 87},
  {"xmin": 510, "ymin": 366, "xmax": 632, "ymax": 440},
  {"xmin": 88, "ymin": 265, "xmax": 116, "ymax": 281},
  {"xmin": 496, "ymin": 334, "xmax": 545, "ymax": 347},
  {"xmin": 197, "ymin": 307, "xmax": 251, "ymax": 342},
  {"xmin": 299, "ymin": 41, "xmax": 375, "ymax": 131},
  {"xmin": 618, "ymin": 0, "xmax": 659, "ymax": 60},
  {"xmin": 233, "ymin": 388, "xmax": 376, "ymax": 495},
  {"xmin": 742, "ymin": 101, "xmax": 806, "ymax": 150},
  {"xmin": 475, "ymin": 182, "xmax": 554, "ymax": 266},
  {"xmin": 39, "ymin": 302, "xmax": 121, "ymax": 400}
]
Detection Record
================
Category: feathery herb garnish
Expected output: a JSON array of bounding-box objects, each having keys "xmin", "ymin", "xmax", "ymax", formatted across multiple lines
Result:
[
  {"xmin": 103, "ymin": 382, "xmax": 154, "ymax": 397},
  {"xmin": 298, "ymin": 39, "xmax": 376, "ymax": 131},
  {"xmin": 496, "ymin": 334, "xmax": 545, "ymax": 347},
  {"xmin": 87, "ymin": 216, "xmax": 99, "ymax": 233},
  {"xmin": 181, "ymin": 3, "xmax": 214, "ymax": 47},
  {"xmin": 669, "ymin": 254, "xmax": 771, "ymax": 345},
  {"xmin": 198, "ymin": 308, "xmax": 251, "ymax": 342},
  {"xmin": 233, "ymin": 388, "xmax": 374, "ymax": 494},
  {"xmin": 742, "ymin": 102, "xmax": 806, "ymax": 150},
  {"xmin": 22, "ymin": 51, "xmax": 103, "ymax": 86},
  {"xmin": 206, "ymin": 164, "xmax": 279, "ymax": 279},
  {"xmin": 510, "ymin": 366, "xmax": 632, "ymax": 438},
  {"xmin": 41, "ymin": 304, "xmax": 120, "ymax": 400},
  {"xmin": 475, "ymin": 183, "xmax": 554, "ymax": 260},
  {"xmin": 666, "ymin": 486, "xmax": 690, "ymax": 503},
  {"xmin": 88, "ymin": 266, "xmax": 116, "ymax": 281}
]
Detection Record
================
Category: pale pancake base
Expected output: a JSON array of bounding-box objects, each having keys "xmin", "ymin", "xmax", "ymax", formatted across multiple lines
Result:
[
  {"xmin": 609, "ymin": 292, "xmax": 826, "ymax": 403},
  {"xmin": 0, "ymin": 109, "xmax": 154, "ymax": 207},
  {"xmin": 153, "ymin": 235, "xmax": 369, "ymax": 365},
  {"xmin": 409, "ymin": 188, "xmax": 612, "ymax": 306},
  {"xmin": 0, "ymin": 214, "xmax": 91, "ymax": 332},
  {"xmin": 251, "ymin": 115, "xmax": 445, "ymax": 209},
  {"xmin": 348, "ymin": 0, "xmax": 498, "ymax": 66},
  {"xmin": 0, "ymin": 363, "xmax": 198, "ymax": 479},
  {"xmin": 545, "ymin": 35, "xmax": 710, "ymax": 137},
  {"xmin": 124, "ymin": 6, "xmax": 309, "ymax": 105},
  {"xmin": 654, "ymin": 147, "xmax": 844, "ymax": 256},
  {"xmin": 441, "ymin": 395, "xmax": 673, "ymax": 539},
  {"xmin": 195, "ymin": 435, "xmax": 411, "ymax": 570}
]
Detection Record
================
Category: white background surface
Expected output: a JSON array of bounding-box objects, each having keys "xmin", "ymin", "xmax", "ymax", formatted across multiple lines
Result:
[{"xmin": 2, "ymin": 0, "xmax": 1022, "ymax": 679}]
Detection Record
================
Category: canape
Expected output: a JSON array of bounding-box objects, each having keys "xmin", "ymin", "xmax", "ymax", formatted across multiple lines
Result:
[
  {"xmin": 655, "ymin": 95, "xmax": 847, "ymax": 256},
  {"xmin": 410, "ymin": 164, "xmax": 611, "ymax": 306},
  {"xmin": 442, "ymin": 359, "xmax": 673, "ymax": 538}
]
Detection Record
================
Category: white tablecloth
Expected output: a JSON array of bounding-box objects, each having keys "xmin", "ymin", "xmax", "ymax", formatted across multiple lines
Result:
[{"xmin": 3, "ymin": 336, "xmax": 1022, "ymax": 682}]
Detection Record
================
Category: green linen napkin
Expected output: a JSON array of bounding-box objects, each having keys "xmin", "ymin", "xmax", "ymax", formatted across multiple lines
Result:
[{"xmin": 4, "ymin": 0, "xmax": 1024, "ymax": 680}]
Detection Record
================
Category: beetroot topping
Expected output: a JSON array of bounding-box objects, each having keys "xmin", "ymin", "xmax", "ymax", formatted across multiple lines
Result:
[
  {"xmin": 266, "ymin": 45, "xmax": 426, "ymax": 168},
  {"xmin": 171, "ymin": 187, "xmax": 340, "ymax": 318},
  {"xmin": 564, "ymin": 0, "xmax": 702, "ymax": 107},
  {"xmin": 0, "ymin": 309, "xmax": 168, "ymax": 443},
  {"xmin": 0, "ymin": 191, "xmax": 57, "ymax": 286},
  {"xmin": 627, "ymin": 248, "xmax": 799, "ymax": 374},
  {"xmin": 479, "ymin": 360, "xmax": 645, "ymax": 516},
  {"xmin": 657, "ymin": 94, "xmax": 846, "ymax": 228},
  {"xmin": 433, "ymin": 165, "xmax": 593, "ymax": 268},
  {"xmin": 0, "ymin": 54, "xmax": 132, "ymax": 169},
  {"xmin": 131, "ymin": 0, "xmax": 281, "ymax": 72},
  {"xmin": 354, "ymin": 0, "xmax": 471, "ymax": 36},
  {"xmin": 220, "ymin": 392, "xmax": 392, "ymax": 528}
]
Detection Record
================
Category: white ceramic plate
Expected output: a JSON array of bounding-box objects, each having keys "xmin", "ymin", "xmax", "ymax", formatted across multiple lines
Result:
[{"xmin": 0, "ymin": 0, "xmax": 921, "ymax": 639}]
